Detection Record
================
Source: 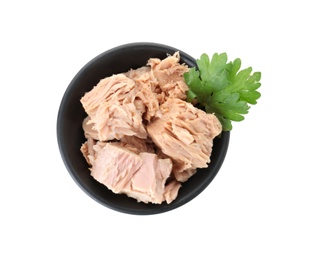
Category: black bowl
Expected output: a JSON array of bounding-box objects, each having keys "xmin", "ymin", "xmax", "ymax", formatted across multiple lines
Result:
[{"xmin": 57, "ymin": 42, "xmax": 230, "ymax": 215}]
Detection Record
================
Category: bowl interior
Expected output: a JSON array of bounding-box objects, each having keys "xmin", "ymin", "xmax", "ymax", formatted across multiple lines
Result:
[{"xmin": 57, "ymin": 42, "xmax": 230, "ymax": 215}]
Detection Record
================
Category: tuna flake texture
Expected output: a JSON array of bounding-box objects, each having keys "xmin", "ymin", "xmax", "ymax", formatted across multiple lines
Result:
[
  {"xmin": 80, "ymin": 52, "xmax": 222, "ymax": 204},
  {"xmin": 147, "ymin": 98, "xmax": 222, "ymax": 182}
]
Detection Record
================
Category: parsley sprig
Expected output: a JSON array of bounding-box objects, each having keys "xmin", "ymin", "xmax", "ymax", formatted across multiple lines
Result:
[{"xmin": 184, "ymin": 53, "xmax": 261, "ymax": 131}]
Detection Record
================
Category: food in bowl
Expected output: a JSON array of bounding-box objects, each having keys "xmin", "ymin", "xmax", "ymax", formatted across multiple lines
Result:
[
  {"xmin": 57, "ymin": 42, "xmax": 260, "ymax": 214},
  {"xmin": 79, "ymin": 52, "xmax": 222, "ymax": 204}
]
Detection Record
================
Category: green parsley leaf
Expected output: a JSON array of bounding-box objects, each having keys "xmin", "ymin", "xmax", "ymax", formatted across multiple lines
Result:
[{"xmin": 184, "ymin": 53, "xmax": 261, "ymax": 131}]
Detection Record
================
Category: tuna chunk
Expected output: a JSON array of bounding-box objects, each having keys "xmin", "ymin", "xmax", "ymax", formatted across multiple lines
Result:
[
  {"xmin": 90, "ymin": 142, "xmax": 180, "ymax": 204},
  {"xmin": 82, "ymin": 116, "xmax": 99, "ymax": 140},
  {"xmin": 125, "ymin": 66, "xmax": 158, "ymax": 92},
  {"xmin": 147, "ymin": 98, "xmax": 222, "ymax": 182},
  {"xmin": 80, "ymin": 136, "xmax": 96, "ymax": 165},
  {"xmin": 91, "ymin": 143, "xmax": 143, "ymax": 194},
  {"xmin": 80, "ymin": 74, "xmax": 147, "ymax": 141},
  {"xmin": 123, "ymin": 153, "xmax": 176, "ymax": 204},
  {"xmin": 164, "ymin": 179, "xmax": 182, "ymax": 204},
  {"xmin": 80, "ymin": 74, "xmax": 135, "ymax": 120},
  {"xmin": 148, "ymin": 52, "xmax": 190, "ymax": 101}
]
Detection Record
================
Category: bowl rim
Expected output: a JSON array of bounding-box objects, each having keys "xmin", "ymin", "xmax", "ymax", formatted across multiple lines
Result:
[{"xmin": 57, "ymin": 42, "xmax": 230, "ymax": 215}]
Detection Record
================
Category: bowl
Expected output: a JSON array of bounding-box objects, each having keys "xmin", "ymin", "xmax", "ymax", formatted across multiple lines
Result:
[{"xmin": 57, "ymin": 42, "xmax": 230, "ymax": 215}]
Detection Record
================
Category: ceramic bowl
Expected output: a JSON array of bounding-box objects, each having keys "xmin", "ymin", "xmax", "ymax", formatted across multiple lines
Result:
[{"xmin": 57, "ymin": 42, "xmax": 230, "ymax": 215}]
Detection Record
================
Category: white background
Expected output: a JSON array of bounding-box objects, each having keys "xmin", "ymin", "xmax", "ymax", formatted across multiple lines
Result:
[{"xmin": 1, "ymin": 0, "xmax": 320, "ymax": 259}]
